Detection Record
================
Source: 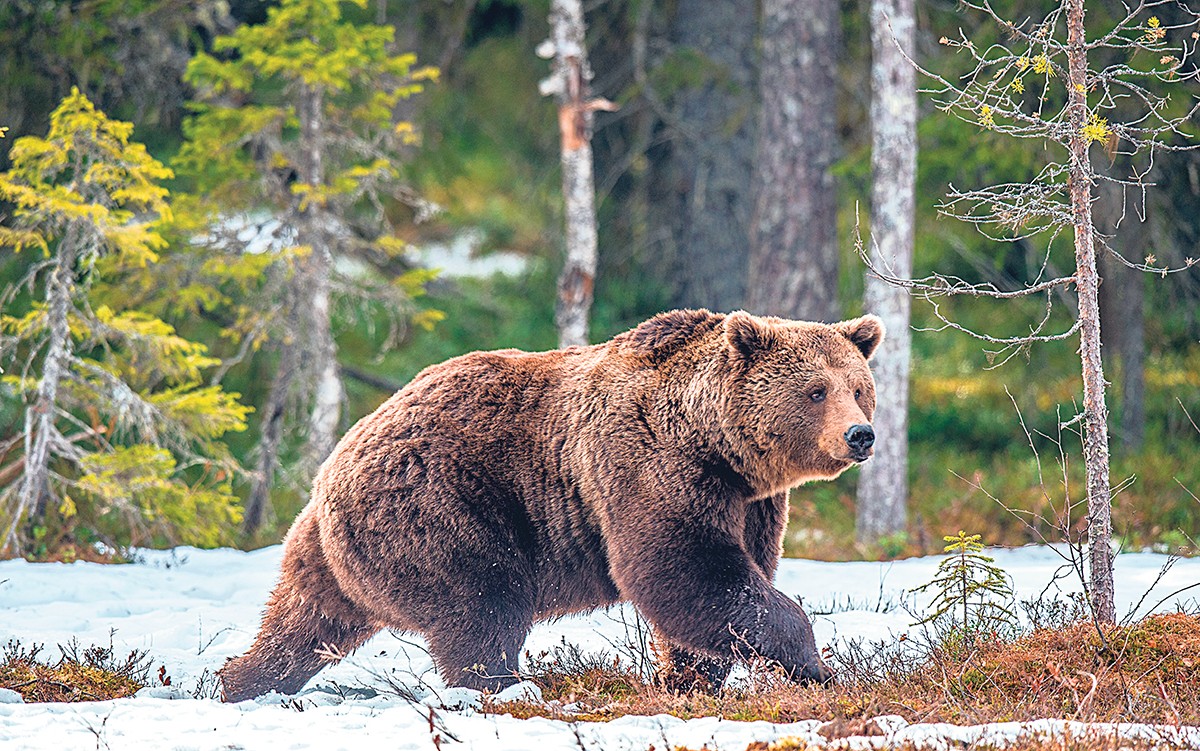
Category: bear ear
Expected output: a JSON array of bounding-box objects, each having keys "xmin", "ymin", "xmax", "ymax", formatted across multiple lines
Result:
[
  {"xmin": 725, "ymin": 311, "xmax": 776, "ymax": 359},
  {"xmin": 834, "ymin": 315, "xmax": 885, "ymax": 360}
]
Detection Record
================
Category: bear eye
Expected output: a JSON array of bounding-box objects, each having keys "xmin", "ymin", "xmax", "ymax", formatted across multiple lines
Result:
[
  {"xmin": 855, "ymin": 388, "xmax": 862, "ymax": 400},
  {"xmin": 810, "ymin": 388, "xmax": 826, "ymax": 403}
]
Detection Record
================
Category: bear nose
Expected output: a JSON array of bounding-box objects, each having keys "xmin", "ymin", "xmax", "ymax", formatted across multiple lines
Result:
[{"xmin": 844, "ymin": 424, "xmax": 875, "ymax": 453}]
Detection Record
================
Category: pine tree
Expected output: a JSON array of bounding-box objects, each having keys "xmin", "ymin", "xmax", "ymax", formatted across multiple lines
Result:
[
  {"xmin": 176, "ymin": 0, "xmax": 439, "ymax": 535},
  {"xmin": 0, "ymin": 90, "xmax": 250, "ymax": 557}
]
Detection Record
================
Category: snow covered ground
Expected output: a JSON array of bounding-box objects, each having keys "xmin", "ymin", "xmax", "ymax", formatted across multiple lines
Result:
[{"xmin": 2, "ymin": 545, "xmax": 1199, "ymax": 750}]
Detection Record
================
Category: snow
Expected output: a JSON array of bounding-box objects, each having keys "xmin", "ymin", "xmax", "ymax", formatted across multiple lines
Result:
[
  {"xmin": 204, "ymin": 215, "xmax": 527, "ymax": 278},
  {"xmin": 411, "ymin": 230, "xmax": 528, "ymax": 278},
  {"xmin": 2, "ymin": 546, "xmax": 1199, "ymax": 750}
]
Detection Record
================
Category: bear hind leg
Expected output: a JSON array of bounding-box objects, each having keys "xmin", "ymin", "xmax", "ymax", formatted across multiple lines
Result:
[
  {"xmin": 220, "ymin": 511, "xmax": 379, "ymax": 702},
  {"xmin": 220, "ymin": 580, "xmax": 377, "ymax": 702}
]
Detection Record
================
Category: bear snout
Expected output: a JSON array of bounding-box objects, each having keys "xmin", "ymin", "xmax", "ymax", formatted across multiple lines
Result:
[
  {"xmin": 801, "ymin": 659, "xmax": 837, "ymax": 686},
  {"xmin": 843, "ymin": 424, "xmax": 875, "ymax": 461}
]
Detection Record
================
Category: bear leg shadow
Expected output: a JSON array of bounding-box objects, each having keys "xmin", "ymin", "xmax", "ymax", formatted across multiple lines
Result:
[{"xmin": 657, "ymin": 640, "xmax": 733, "ymax": 694}]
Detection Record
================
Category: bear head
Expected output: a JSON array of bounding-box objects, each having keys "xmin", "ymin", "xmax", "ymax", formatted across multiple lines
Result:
[{"xmin": 722, "ymin": 311, "xmax": 885, "ymax": 493}]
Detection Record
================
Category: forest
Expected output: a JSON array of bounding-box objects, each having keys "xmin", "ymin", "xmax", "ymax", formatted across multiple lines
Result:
[
  {"xmin": 7, "ymin": 2, "xmax": 1200, "ymax": 748},
  {"xmin": 1, "ymin": 0, "xmax": 1198, "ymax": 570}
]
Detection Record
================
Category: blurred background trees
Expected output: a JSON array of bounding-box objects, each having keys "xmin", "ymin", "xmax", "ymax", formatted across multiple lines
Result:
[
  {"xmin": 1, "ymin": 0, "xmax": 1198, "ymax": 560},
  {"xmin": 747, "ymin": 0, "xmax": 842, "ymax": 324}
]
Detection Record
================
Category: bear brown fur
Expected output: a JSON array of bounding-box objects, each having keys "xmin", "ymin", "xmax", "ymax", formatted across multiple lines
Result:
[{"xmin": 219, "ymin": 309, "xmax": 884, "ymax": 701}]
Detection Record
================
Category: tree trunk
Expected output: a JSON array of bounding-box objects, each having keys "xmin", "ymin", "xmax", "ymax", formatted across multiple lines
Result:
[
  {"xmin": 296, "ymin": 82, "xmax": 344, "ymax": 471},
  {"xmin": 1117, "ymin": 270, "xmax": 1145, "ymax": 451},
  {"xmin": 628, "ymin": 0, "xmax": 656, "ymax": 278},
  {"xmin": 546, "ymin": 0, "xmax": 600, "ymax": 348},
  {"xmin": 304, "ymin": 249, "xmax": 343, "ymax": 468},
  {"xmin": 5, "ymin": 227, "xmax": 78, "ymax": 554},
  {"xmin": 1066, "ymin": 0, "xmax": 1116, "ymax": 625},
  {"xmin": 243, "ymin": 343, "xmax": 298, "ymax": 537},
  {"xmin": 1097, "ymin": 178, "xmax": 1146, "ymax": 455},
  {"xmin": 747, "ymin": 0, "xmax": 842, "ymax": 323},
  {"xmin": 856, "ymin": 0, "xmax": 915, "ymax": 544},
  {"xmin": 661, "ymin": 0, "xmax": 756, "ymax": 312}
]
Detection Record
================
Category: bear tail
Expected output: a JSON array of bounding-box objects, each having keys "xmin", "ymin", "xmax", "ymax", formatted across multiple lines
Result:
[{"xmin": 219, "ymin": 508, "xmax": 378, "ymax": 702}]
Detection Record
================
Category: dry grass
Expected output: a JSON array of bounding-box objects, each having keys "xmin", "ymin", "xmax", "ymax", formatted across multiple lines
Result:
[
  {"xmin": 0, "ymin": 639, "xmax": 152, "ymax": 702},
  {"xmin": 900, "ymin": 612, "xmax": 1200, "ymax": 724},
  {"xmin": 739, "ymin": 732, "xmax": 1197, "ymax": 751},
  {"xmin": 487, "ymin": 613, "xmax": 1200, "ymax": 729}
]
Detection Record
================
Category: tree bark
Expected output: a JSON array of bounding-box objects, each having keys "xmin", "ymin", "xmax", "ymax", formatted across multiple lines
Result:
[
  {"xmin": 1066, "ymin": 0, "xmax": 1116, "ymax": 625},
  {"xmin": 662, "ymin": 0, "xmax": 757, "ymax": 312},
  {"xmin": 296, "ymin": 82, "xmax": 344, "ymax": 472},
  {"xmin": 747, "ymin": 0, "xmax": 842, "ymax": 323},
  {"xmin": 546, "ymin": 0, "xmax": 600, "ymax": 348},
  {"xmin": 856, "ymin": 0, "xmax": 915, "ymax": 544},
  {"xmin": 5, "ymin": 226, "xmax": 78, "ymax": 554}
]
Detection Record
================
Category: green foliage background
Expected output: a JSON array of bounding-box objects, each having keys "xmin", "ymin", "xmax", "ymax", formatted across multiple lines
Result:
[{"xmin": 1, "ymin": 0, "xmax": 1198, "ymax": 558}]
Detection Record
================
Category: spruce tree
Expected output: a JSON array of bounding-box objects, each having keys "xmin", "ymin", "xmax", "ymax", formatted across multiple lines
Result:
[
  {"xmin": 912, "ymin": 531, "xmax": 1017, "ymax": 635},
  {"xmin": 0, "ymin": 90, "xmax": 250, "ymax": 556},
  {"xmin": 176, "ymin": 0, "xmax": 439, "ymax": 535}
]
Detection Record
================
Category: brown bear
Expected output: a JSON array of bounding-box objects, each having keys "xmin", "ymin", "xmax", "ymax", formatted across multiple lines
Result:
[{"xmin": 219, "ymin": 309, "xmax": 883, "ymax": 701}]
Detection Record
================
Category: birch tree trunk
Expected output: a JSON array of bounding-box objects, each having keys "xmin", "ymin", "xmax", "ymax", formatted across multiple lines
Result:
[
  {"xmin": 1066, "ymin": 0, "xmax": 1116, "ymax": 625},
  {"xmin": 545, "ymin": 0, "xmax": 600, "ymax": 348},
  {"xmin": 5, "ymin": 227, "xmax": 78, "ymax": 553},
  {"xmin": 297, "ymin": 83, "xmax": 344, "ymax": 471},
  {"xmin": 747, "ymin": 0, "xmax": 842, "ymax": 323},
  {"xmin": 305, "ymin": 247, "xmax": 343, "ymax": 467},
  {"xmin": 856, "ymin": 0, "xmax": 915, "ymax": 543}
]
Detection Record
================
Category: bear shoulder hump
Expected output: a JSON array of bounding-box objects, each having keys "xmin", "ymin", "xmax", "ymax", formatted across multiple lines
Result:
[{"xmin": 624, "ymin": 309, "xmax": 724, "ymax": 361}]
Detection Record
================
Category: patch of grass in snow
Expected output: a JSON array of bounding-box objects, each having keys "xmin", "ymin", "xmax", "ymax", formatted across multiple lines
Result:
[
  {"xmin": 488, "ymin": 613, "xmax": 1200, "ymax": 727},
  {"xmin": 485, "ymin": 641, "xmax": 647, "ymax": 721},
  {"xmin": 0, "ymin": 639, "xmax": 153, "ymax": 702},
  {"xmin": 913, "ymin": 612, "xmax": 1200, "ymax": 724}
]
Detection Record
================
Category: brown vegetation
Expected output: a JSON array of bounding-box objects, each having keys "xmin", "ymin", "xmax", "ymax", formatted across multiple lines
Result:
[
  {"xmin": 0, "ymin": 640, "xmax": 151, "ymax": 702},
  {"xmin": 740, "ymin": 733, "xmax": 1195, "ymax": 751},
  {"xmin": 489, "ymin": 613, "xmax": 1200, "ymax": 728}
]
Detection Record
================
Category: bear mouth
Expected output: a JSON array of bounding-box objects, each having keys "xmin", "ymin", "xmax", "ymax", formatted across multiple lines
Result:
[
  {"xmin": 846, "ymin": 448, "xmax": 873, "ymax": 463},
  {"xmin": 818, "ymin": 441, "xmax": 873, "ymax": 467}
]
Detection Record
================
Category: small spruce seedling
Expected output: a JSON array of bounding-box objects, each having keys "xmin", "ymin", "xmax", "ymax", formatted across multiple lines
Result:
[{"xmin": 911, "ymin": 531, "xmax": 1017, "ymax": 637}]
